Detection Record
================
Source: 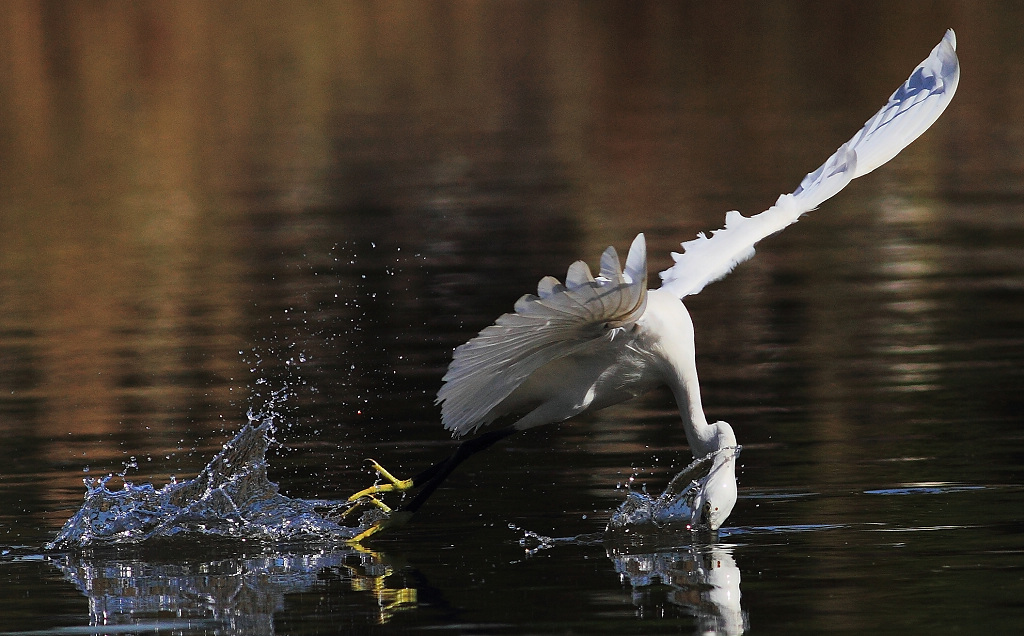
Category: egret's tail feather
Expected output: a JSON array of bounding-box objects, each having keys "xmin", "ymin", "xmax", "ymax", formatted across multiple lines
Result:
[{"xmin": 659, "ymin": 29, "xmax": 959, "ymax": 298}]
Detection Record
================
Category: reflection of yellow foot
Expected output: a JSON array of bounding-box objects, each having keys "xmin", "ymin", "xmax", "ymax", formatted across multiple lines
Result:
[
  {"xmin": 347, "ymin": 460, "xmax": 415, "ymax": 501},
  {"xmin": 380, "ymin": 587, "xmax": 418, "ymax": 617},
  {"xmin": 342, "ymin": 551, "xmax": 417, "ymax": 623}
]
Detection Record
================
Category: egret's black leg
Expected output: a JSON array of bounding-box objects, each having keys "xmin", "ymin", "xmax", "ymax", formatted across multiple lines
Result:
[
  {"xmin": 399, "ymin": 425, "xmax": 518, "ymax": 514},
  {"xmin": 346, "ymin": 426, "xmax": 518, "ymax": 542}
]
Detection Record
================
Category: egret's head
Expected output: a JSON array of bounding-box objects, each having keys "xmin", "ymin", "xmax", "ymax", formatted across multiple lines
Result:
[{"xmin": 692, "ymin": 421, "xmax": 740, "ymax": 531}]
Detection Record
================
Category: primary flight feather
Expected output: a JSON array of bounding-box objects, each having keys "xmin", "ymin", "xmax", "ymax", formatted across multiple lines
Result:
[{"xmin": 659, "ymin": 29, "xmax": 959, "ymax": 298}]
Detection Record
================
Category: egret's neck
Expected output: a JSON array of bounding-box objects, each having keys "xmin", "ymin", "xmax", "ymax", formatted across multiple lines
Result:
[
  {"xmin": 639, "ymin": 290, "xmax": 720, "ymax": 457},
  {"xmin": 666, "ymin": 359, "xmax": 720, "ymax": 456}
]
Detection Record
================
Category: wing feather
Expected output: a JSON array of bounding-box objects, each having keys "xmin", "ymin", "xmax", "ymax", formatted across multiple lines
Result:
[
  {"xmin": 536, "ymin": 276, "xmax": 562, "ymax": 298},
  {"xmin": 438, "ymin": 234, "xmax": 648, "ymax": 436},
  {"xmin": 659, "ymin": 29, "xmax": 959, "ymax": 298}
]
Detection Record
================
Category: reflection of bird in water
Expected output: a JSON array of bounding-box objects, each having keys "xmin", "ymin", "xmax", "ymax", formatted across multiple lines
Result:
[
  {"xmin": 610, "ymin": 544, "xmax": 746, "ymax": 635},
  {"xmin": 346, "ymin": 31, "xmax": 959, "ymax": 542}
]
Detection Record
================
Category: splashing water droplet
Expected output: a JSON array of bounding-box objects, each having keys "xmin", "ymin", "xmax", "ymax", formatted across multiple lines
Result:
[{"xmin": 47, "ymin": 416, "xmax": 373, "ymax": 550}]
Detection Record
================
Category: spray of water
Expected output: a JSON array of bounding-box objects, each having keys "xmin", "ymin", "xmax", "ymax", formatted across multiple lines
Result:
[
  {"xmin": 46, "ymin": 397, "xmax": 379, "ymax": 550},
  {"xmin": 607, "ymin": 445, "xmax": 742, "ymax": 533}
]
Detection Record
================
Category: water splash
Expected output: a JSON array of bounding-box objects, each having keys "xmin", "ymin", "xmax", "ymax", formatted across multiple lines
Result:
[
  {"xmin": 46, "ymin": 414, "xmax": 378, "ymax": 550},
  {"xmin": 607, "ymin": 445, "xmax": 741, "ymax": 532}
]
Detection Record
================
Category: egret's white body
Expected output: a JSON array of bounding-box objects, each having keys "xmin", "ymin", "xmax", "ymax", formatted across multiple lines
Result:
[
  {"xmin": 430, "ymin": 31, "xmax": 959, "ymax": 530},
  {"xmin": 348, "ymin": 31, "xmax": 959, "ymax": 538}
]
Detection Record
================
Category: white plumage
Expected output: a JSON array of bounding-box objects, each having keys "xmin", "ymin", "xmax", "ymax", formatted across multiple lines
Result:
[
  {"xmin": 431, "ymin": 31, "xmax": 959, "ymax": 530},
  {"xmin": 660, "ymin": 29, "xmax": 959, "ymax": 298},
  {"xmin": 438, "ymin": 234, "xmax": 649, "ymax": 435}
]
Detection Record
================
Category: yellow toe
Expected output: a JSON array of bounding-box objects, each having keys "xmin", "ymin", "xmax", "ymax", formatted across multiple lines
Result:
[
  {"xmin": 347, "ymin": 460, "xmax": 414, "ymax": 502},
  {"xmin": 348, "ymin": 520, "xmax": 387, "ymax": 544},
  {"xmin": 345, "ymin": 511, "xmax": 414, "ymax": 544},
  {"xmin": 367, "ymin": 460, "xmax": 414, "ymax": 490},
  {"xmin": 339, "ymin": 494, "xmax": 393, "ymax": 520}
]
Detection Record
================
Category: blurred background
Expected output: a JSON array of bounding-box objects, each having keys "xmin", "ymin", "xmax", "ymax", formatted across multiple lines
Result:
[{"xmin": 1, "ymin": 1, "xmax": 1023, "ymax": 633}]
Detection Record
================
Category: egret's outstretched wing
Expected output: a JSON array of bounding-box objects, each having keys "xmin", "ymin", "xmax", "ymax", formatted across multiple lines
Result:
[
  {"xmin": 439, "ymin": 234, "xmax": 648, "ymax": 437},
  {"xmin": 660, "ymin": 29, "xmax": 959, "ymax": 298}
]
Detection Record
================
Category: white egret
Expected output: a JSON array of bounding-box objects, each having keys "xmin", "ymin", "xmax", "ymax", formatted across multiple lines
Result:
[{"xmin": 347, "ymin": 30, "xmax": 960, "ymax": 541}]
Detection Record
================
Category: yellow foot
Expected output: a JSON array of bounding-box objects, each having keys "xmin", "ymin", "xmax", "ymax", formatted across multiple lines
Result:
[
  {"xmin": 346, "ymin": 511, "xmax": 414, "ymax": 544},
  {"xmin": 347, "ymin": 460, "xmax": 415, "ymax": 502},
  {"xmin": 348, "ymin": 520, "xmax": 387, "ymax": 544},
  {"xmin": 339, "ymin": 493, "xmax": 393, "ymax": 521}
]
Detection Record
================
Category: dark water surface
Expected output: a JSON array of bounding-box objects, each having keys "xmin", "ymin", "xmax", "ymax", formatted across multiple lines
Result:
[{"xmin": 2, "ymin": 2, "xmax": 1024, "ymax": 634}]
